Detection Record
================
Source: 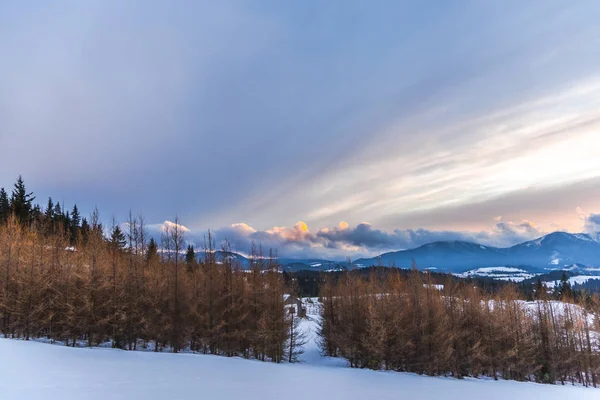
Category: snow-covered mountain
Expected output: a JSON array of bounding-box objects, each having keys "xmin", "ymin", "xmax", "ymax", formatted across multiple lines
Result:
[
  {"xmin": 354, "ymin": 232, "xmax": 600, "ymax": 273},
  {"xmin": 507, "ymin": 232, "xmax": 600, "ymax": 268}
]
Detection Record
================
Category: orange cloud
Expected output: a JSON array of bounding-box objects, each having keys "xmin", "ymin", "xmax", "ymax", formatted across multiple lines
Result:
[{"xmin": 295, "ymin": 221, "xmax": 309, "ymax": 232}]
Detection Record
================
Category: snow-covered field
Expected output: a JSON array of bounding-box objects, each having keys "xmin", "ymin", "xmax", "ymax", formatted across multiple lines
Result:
[
  {"xmin": 0, "ymin": 305, "xmax": 598, "ymax": 399},
  {"xmin": 544, "ymin": 275, "xmax": 600, "ymax": 288},
  {"xmin": 455, "ymin": 266, "xmax": 536, "ymax": 282}
]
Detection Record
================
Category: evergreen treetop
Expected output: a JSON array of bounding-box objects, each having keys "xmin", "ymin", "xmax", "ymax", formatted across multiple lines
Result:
[
  {"xmin": 45, "ymin": 197, "xmax": 54, "ymax": 220},
  {"xmin": 110, "ymin": 225, "xmax": 127, "ymax": 249},
  {"xmin": 185, "ymin": 244, "xmax": 197, "ymax": 269},
  {"xmin": 10, "ymin": 175, "xmax": 35, "ymax": 223},
  {"xmin": 147, "ymin": 237, "xmax": 159, "ymax": 262},
  {"xmin": 0, "ymin": 188, "xmax": 9, "ymax": 223}
]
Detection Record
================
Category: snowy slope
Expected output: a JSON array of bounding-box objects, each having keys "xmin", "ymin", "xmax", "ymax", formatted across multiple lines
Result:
[
  {"xmin": 0, "ymin": 303, "xmax": 598, "ymax": 400},
  {"xmin": 2, "ymin": 338, "xmax": 598, "ymax": 400}
]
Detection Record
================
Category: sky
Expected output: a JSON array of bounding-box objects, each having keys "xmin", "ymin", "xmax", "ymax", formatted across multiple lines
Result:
[{"xmin": 1, "ymin": 1, "xmax": 600, "ymax": 259}]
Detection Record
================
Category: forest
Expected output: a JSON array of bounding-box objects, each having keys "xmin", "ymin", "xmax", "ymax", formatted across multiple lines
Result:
[
  {"xmin": 319, "ymin": 268, "xmax": 600, "ymax": 386},
  {"xmin": 0, "ymin": 177, "xmax": 302, "ymax": 362}
]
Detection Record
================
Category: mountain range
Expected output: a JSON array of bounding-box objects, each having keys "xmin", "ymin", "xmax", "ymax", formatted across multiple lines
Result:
[
  {"xmin": 354, "ymin": 232, "xmax": 600, "ymax": 273},
  {"xmin": 213, "ymin": 232, "xmax": 600, "ymax": 275}
]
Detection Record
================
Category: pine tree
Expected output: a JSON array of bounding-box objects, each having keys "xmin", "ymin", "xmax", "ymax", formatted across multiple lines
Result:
[
  {"xmin": 44, "ymin": 198, "xmax": 55, "ymax": 233},
  {"xmin": 185, "ymin": 245, "xmax": 196, "ymax": 271},
  {"xmin": 558, "ymin": 273, "xmax": 572, "ymax": 300},
  {"xmin": 147, "ymin": 237, "xmax": 158, "ymax": 262},
  {"xmin": 110, "ymin": 225, "xmax": 127, "ymax": 249},
  {"xmin": 10, "ymin": 176, "xmax": 35, "ymax": 224},
  {"xmin": 0, "ymin": 188, "xmax": 10, "ymax": 224},
  {"xmin": 53, "ymin": 202, "xmax": 63, "ymax": 229},
  {"xmin": 70, "ymin": 205, "xmax": 81, "ymax": 243},
  {"xmin": 30, "ymin": 204, "xmax": 42, "ymax": 226},
  {"xmin": 44, "ymin": 198, "xmax": 54, "ymax": 220},
  {"xmin": 80, "ymin": 218, "xmax": 90, "ymax": 244},
  {"xmin": 534, "ymin": 279, "xmax": 545, "ymax": 300}
]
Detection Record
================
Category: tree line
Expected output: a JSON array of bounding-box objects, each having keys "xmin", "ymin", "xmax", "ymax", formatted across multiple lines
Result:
[
  {"xmin": 319, "ymin": 267, "xmax": 600, "ymax": 386},
  {"xmin": 0, "ymin": 176, "xmax": 84, "ymax": 244},
  {"xmin": 0, "ymin": 177, "xmax": 303, "ymax": 363}
]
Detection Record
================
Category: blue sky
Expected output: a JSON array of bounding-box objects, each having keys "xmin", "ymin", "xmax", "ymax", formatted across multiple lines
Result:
[{"xmin": 2, "ymin": 1, "xmax": 600, "ymax": 258}]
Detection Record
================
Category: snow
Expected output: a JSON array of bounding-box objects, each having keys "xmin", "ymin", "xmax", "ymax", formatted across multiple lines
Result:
[
  {"xmin": 528, "ymin": 237, "xmax": 544, "ymax": 247},
  {"xmin": 469, "ymin": 267, "xmax": 526, "ymax": 273},
  {"xmin": 3, "ymin": 339, "xmax": 597, "ymax": 400},
  {"xmin": 544, "ymin": 275, "xmax": 600, "ymax": 288},
  {"xmin": 424, "ymin": 284, "xmax": 445, "ymax": 290},
  {"xmin": 493, "ymin": 276, "xmax": 531, "ymax": 282},
  {"xmin": 0, "ymin": 299, "xmax": 598, "ymax": 399},
  {"xmin": 574, "ymin": 234, "xmax": 594, "ymax": 242},
  {"xmin": 455, "ymin": 267, "xmax": 535, "ymax": 282},
  {"xmin": 570, "ymin": 275, "xmax": 600, "ymax": 285}
]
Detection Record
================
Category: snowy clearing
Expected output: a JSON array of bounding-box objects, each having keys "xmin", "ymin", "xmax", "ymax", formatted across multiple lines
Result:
[
  {"xmin": 455, "ymin": 266, "xmax": 535, "ymax": 282},
  {"xmin": 1, "ymin": 335, "xmax": 597, "ymax": 400}
]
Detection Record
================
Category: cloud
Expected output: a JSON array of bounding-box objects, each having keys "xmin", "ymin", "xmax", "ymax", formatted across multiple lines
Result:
[
  {"xmin": 317, "ymin": 222, "xmax": 397, "ymax": 249},
  {"xmin": 582, "ymin": 211, "xmax": 600, "ymax": 234},
  {"xmin": 491, "ymin": 218, "xmax": 542, "ymax": 245},
  {"xmin": 166, "ymin": 217, "xmax": 547, "ymax": 260},
  {"xmin": 315, "ymin": 218, "xmax": 543, "ymax": 253},
  {"xmin": 147, "ymin": 220, "xmax": 191, "ymax": 235}
]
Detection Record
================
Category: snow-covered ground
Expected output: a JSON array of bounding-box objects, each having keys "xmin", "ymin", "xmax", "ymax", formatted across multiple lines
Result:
[
  {"xmin": 543, "ymin": 275, "xmax": 600, "ymax": 288},
  {"xmin": 455, "ymin": 266, "xmax": 536, "ymax": 282},
  {"xmin": 0, "ymin": 302, "xmax": 598, "ymax": 399}
]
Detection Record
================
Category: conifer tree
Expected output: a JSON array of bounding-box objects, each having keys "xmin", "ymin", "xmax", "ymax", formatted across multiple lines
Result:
[
  {"xmin": 0, "ymin": 188, "xmax": 9, "ymax": 224},
  {"xmin": 185, "ymin": 245, "xmax": 196, "ymax": 271},
  {"xmin": 53, "ymin": 202, "xmax": 63, "ymax": 229},
  {"xmin": 45, "ymin": 198, "xmax": 54, "ymax": 220},
  {"xmin": 63, "ymin": 211, "xmax": 71, "ymax": 236},
  {"xmin": 10, "ymin": 176, "xmax": 35, "ymax": 224},
  {"xmin": 558, "ymin": 273, "xmax": 572, "ymax": 300},
  {"xmin": 110, "ymin": 225, "xmax": 127, "ymax": 249},
  {"xmin": 31, "ymin": 204, "xmax": 42, "ymax": 226},
  {"xmin": 80, "ymin": 218, "xmax": 90, "ymax": 244},
  {"xmin": 44, "ymin": 198, "xmax": 55, "ymax": 233},
  {"xmin": 147, "ymin": 237, "xmax": 158, "ymax": 261},
  {"xmin": 534, "ymin": 279, "xmax": 545, "ymax": 300},
  {"xmin": 70, "ymin": 204, "xmax": 81, "ymax": 242}
]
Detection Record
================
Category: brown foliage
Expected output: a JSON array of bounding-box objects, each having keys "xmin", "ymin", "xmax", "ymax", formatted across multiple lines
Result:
[
  {"xmin": 0, "ymin": 217, "xmax": 299, "ymax": 363},
  {"xmin": 319, "ymin": 268, "xmax": 600, "ymax": 386}
]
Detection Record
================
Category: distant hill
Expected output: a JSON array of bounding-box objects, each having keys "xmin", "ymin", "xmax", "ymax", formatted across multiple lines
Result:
[{"xmin": 355, "ymin": 232, "xmax": 600, "ymax": 273}]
